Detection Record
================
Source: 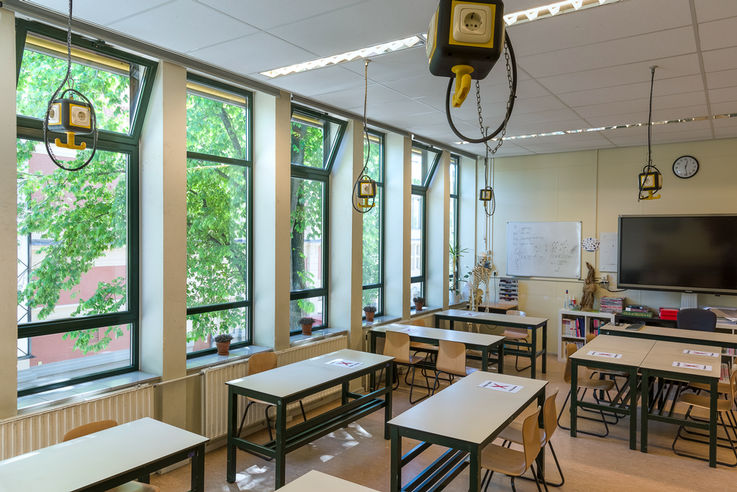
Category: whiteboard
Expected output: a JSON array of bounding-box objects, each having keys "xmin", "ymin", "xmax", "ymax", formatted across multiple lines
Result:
[{"xmin": 506, "ymin": 221, "xmax": 582, "ymax": 278}]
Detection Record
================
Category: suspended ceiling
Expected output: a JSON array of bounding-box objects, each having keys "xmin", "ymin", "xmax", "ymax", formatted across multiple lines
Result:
[{"xmin": 20, "ymin": 0, "xmax": 737, "ymax": 157}]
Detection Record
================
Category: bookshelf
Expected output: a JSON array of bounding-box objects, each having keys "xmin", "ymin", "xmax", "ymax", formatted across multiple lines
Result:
[{"xmin": 558, "ymin": 309, "xmax": 615, "ymax": 361}]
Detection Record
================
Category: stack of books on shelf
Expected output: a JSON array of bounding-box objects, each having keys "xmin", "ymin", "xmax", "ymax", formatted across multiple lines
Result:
[
  {"xmin": 562, "ymin": 317, "xmax": 584, "ymax": 338},
  {"xmin": 624, "ymin": 305, "xmax": 653, "ymax": 318},
  {"xmin": 600, "ymin": 296, "xmax": 625, "ymax": 313},
  {"xmin": 498, "ymin": 277, "xmax": 519, "ymax": 302},
  {"xmin": 591, "ymin": 318, "xmax": 607, "ymax": 336}
]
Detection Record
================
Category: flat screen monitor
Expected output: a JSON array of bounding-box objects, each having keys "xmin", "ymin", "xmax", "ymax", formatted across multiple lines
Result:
[{"xmin": 618, "ymin": 215, "xmax": 737, "ymax": 295}]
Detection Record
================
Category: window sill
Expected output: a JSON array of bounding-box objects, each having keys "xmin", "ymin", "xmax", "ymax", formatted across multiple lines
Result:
[
  {"xmin": 186, "ymin": 345, "xmax": 272, "ymax": 372},
  {"xmin": 290, "ymin": 327, "xmax": 348, "ymax": 347},
  {"xmin": 17, "ymin": 370, "xmax": 159, "ymax": 414},
  {"xmin": 362, "ymin": 315, "xmax": 402, "ymax": 329},
  {"xmin": 410, "ymin": 306, "xmax": 443, "ymax": 318}
]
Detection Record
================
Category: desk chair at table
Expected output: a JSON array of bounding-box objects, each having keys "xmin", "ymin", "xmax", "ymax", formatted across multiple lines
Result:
[
  {"xmin": 382, "ymin": 331, "xmax": 433, "ymax": 404},
  {"xmin": 678, "ymin": 308, "xmax": 717, "ymax": 331},
  {"xmin": 480, "ymin": 408, "xmax": 545, "ymax": 492},
  {"xmin": 63, "ymin": 421, "xmax": 160, "ymax": 492},
  {"xmin": 236, "ymin": 352, "xmax": 307, "ymax": 442},
  {"xmin": 502, "ymin": 310, "xmax": 534, "ymax": 373},
  {"xmin": 430, "ymin": 340, "xmax": 474, "ymax": 395},
  {"xmin": 585, "ymin": 333, "xmax": 629, "ymax": 394},
  {"xmin": 557, "ymin": 343, "xmax": 618, "ymax": 437}
]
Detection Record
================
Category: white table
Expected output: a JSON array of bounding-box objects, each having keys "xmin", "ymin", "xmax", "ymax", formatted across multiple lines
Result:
[
  {"xmin": 278, "ymin": 470, "xmax": 378, "ymax": 491},
  {"xmin": 226, "ymin": 349, "xmax": 394, "ymax": 489},
  {"xmin": 388, "ymin": 371, "xmax": 547, "ymax": 491},
  {"xmin": 600, "ymin": 322, "xmax": 737, "ymax": 352},
  {"xmin": 0, "ymin": 417, "xmax": 208, "ymax": 492}
]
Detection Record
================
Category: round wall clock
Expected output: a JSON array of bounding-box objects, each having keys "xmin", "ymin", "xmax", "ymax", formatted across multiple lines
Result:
[{"xmin": 672, "ymin": 155, "xmax": 699, "ymax": 179}]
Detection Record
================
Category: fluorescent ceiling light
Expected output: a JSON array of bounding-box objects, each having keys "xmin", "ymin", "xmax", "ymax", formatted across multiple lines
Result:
[
  {"xmin": 260, "ymin": 35, "xmax": 422, "ymax": 78},
  {"xmin": 503, "ymin": 0, "xmax": 622, "ymax": 26}
]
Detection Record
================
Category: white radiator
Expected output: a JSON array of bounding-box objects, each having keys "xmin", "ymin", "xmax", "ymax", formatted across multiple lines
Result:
[
  {"xmin": 201, "ymin": 335, "xmax": 348, "ymax": 439},
  {"xmin": 0, "ymin": 384, "xmax": 153, "ymax": 461}
]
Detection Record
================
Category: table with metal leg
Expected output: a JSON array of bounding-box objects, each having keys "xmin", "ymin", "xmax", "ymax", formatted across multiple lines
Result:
[
  {"xmin": 226, "ymin": 349, "xmax": 393, "ymax": 489},
  {"xmin": 600, "ymin": 322, "xmax": 737, "ymax": 354}
]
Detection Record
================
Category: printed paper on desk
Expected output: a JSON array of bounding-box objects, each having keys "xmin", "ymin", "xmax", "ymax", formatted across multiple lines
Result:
[
  {"xmin": 326, "ymin": 359, "xmax": 363, "ymax": 369},
  {"xmin": 587, "ymin": 351, "xmax": 622, "ymax": 359},
  {"xmin": 479, "ymin": 380, "xmax": 523, "ymax": 393},
  {"xmin": 683, "ymin": 349, "xmax": 720, "ymax": 358},
  {"xmin": 672, "ymin": 361, "xmax": 712, "ymax": 371}
]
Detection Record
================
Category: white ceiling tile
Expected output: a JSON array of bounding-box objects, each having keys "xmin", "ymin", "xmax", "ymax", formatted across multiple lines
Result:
[
  {"xmin": 342, "ymin": 48, "xmax": 428, "ymax": 84},
  {"xmin": 575, "ymin": 91, "xmax": 707, "ymax": 120},
  {"xmin": 709, "ymin": 87, "xmax": 737, "ymax": 103},
  {"xmin": 702, "ymin": 46, "xmax": 737, "ymax": 72},
  {"xmin": 107, "ymin": 0, "xmax": 257, "ymax": 54},
  {"xmin": 27, "ymin": 0, "xmax": 173, "ymax": 25},
  {"xmin": 698, "ymin": 16, "xmax": 737, "ymax": 51},
  {"xmin": 266, "ymin": 66, "xmax": 365, "ymax": 97},
  {"xmin": 694, "ymin": 0, "xmax": 737, "ymax": 23},
  {"xmin": 189, "ymin": 32, "xmax": 314, "ymax": 74},
  {"xmin": 558, "ymin": 75, "xmax": 704, "ymax": 108},
  {"xmin": 195, "ymin": 0, "xmax": 366, "ymax": 30},
  {"xmin": 711, "ymin": 100, "xmax": 737, "ymax": 114},
  {"xmin": 512, "ymin": 96, "xmax": 567, "ymax": 115},
  {"xmin": 505, "ymin": 117, "xmax": 589, "ymax": 136},
  {"xmin": 706, "ymin": 68, "xmax": 737, "ymax": 89}
]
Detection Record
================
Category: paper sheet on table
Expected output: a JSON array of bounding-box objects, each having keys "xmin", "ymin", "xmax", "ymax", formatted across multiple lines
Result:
[
  {"xmin": 587, "ymin": 350, "xmax": 622, "ymax": 359},
  {"xmin": 672, "ymin": 361, "xmax": 712, "ymax": 371},
  {"xmin": 479, "ymin": 380, "xmax": 523, "ymax": 393},
  {"xmin": 326, "ymin": 359, "xmax": 362, "ymax": 368}
]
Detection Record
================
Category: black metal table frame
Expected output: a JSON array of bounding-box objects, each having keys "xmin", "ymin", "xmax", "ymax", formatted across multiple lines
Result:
[
  {"xmin": 389, "ymin": 386, "xmax": 546, "ymax": 491},
  {"xmin": 434, "ymin": 313, "xmax": 547, "ymax": 378},
  {"xmin": 368, "ymin": 329, "xmax": 505, "ymax": 374},
  {"xmin": 79, "ymin": 444, "xmax": 205, "ymax": 492},
  {"xmin": 569, "ymin": 358, "xmax": 639, "ymax": 450},
  {"xmin": 640, "ymin": 367, "xmax": 719, "ymax": 467},
  {"xmin": 226, "ymin": 359, "xmax": 393, "ymax": 489},
  {"xmin": 599, "ymin": 326, "xmax": 737, "ymax": 353}
]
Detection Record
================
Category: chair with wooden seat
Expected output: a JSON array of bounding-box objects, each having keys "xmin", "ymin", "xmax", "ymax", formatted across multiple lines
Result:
[
  {"xmin": 430, "ymin": 340, "xmax": 474, "ymax": 394},
  {"xmin": 557, "ymin": 343, "xmax": 617, "ymax": 437},
  {"xmin": 480, "ymin": 408, "xmax": 545, "ymax": 492},
  {"xmin": 237, "ymin": 351, "xmax": 307, "ymax": 442},
  {"xmin": 672, "ymin": 368, "xmax": 737, "ymax": 466},
  {"xmin": 677, "ymin": 308, "xmax": 717, "ymax": 332},
  {"xmin": 503, "ymin": 310, "xmax": 533, "ymax": 372},
  {"xmin": 585, "ymin": 333, "xmax": 628, "ymax": 394},
  {"xmin": 498, "ymin": 390, "xmax": 564, "ymax": 487},
  {"xmin": 63, "ymin": 421, "xmax": 160, "ymax": 492},
  {"xmin": 383, "ymin": 330, "xmax": 433, "ymax": 404}
]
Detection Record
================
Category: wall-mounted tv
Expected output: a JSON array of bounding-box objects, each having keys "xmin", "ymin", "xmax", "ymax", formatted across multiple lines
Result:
[{"xmin": 618, "ymin": 214, "xmax": 737, "ymax": 295}]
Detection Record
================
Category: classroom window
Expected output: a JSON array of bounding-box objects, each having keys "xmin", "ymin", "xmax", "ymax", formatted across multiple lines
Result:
[
  {"xmin": 185, "ymin": 76, "xmax": 252, "ymax": 356},
  {"xmin": 449, "ymin": 155, "xmax": 460, "ymax": 297},
  {"xmin": 409, "ymin": 143, "xmax": 439, "ymax": 307},
  {"xmin": 362, "ymin": 132, "xmax": 385, "ymax": 316},
  {"xmin": 15, "ymin": 20, "xmax": 155, "ymax": 396},
  {"xmin": 289, "ymin": 106, "xmax": 345, "ymax": 334}
]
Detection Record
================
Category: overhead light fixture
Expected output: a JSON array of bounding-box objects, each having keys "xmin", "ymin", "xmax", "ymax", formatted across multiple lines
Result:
[
  {"xmin": 260, "ymin": 35, "xmax": 422, "ymax": 78},
  {"xmin": 503, "ymin": 0, "xmax": 622, "ymax": 26}
]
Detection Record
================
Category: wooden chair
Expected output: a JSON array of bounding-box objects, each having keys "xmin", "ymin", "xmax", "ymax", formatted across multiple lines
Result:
[
  {"xmin": 504, "ymin": 310, "xmax": 532, "ymax": 372},
  {"xmin": 431, "ymin": 340, "xmax": 473, "ymax": 394},
  {"xmin": 585, "ymin": 333, "xmax": 628, "ymax": 394},
  {"xmin": 557, "ymin": 343, "xmax": 617, "ymax": 437},
  {"xmin": 677, "ymin": 308, "xmax": 717, "ymax": 332},
  {"xmin": 480, "ymin": 408, "xmax": 545, "ymax": 492},
  {"xmin": 383, "ymin": 331, "xmax": 433, "ymax": 404},
  {"xmin": 63, "ymin": 421, "xmax": 160, "ymax": 492},
  {"xmin": 672, "ymin": 368, "xmax": 737, "ymax": 466},
  {"xmin": 498, "ymin": 390, "xmax": 564, "ymax": 487},
  {"xmin": 237, "ymin": 352, "xmax": 307, "ymax": 442}
]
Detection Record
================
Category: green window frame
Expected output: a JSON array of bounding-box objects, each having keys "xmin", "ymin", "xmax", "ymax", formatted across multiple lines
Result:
[
  {"xmin": 449, "ymin": 155, "xmax": 460, "ymax": 294},
  {"xmin": 15, "ymin": 20, "xmax": 157, "ymax": 396},
  {"xmin": 362, "ymin": 131, "xmax": 385, "ymax": 317},
  {"xmin": 185, "ymin": 74, "xmax": 253, "ymax": 358},
  {"xmin": 289, "ymin": 105, "xmax": 346, "ymax": 334}
]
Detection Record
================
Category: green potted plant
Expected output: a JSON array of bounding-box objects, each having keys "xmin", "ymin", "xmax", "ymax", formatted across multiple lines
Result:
[
  {"xmin": 214, "ymin": 333, "xmax": 233, "ymax": 356},
  {"xmin": 449, "ymin": 244, "xmax": 470, "ymax": 304},
  {"xmin": 299, "ymin": 317, "xmax": 315, "ymax": 336},
  {"xmin": 413, "ymin": 296, "xmax": 425, "ymax": 312},
  {"xmin": 363, "ymin": 305, "xmax": 377, "ymax": 322}
]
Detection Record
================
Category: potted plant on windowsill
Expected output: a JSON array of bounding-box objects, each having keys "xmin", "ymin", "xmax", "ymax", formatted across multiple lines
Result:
[
  {"xmin": 363, "ymin": 305, "xmax": 377, "ymax": 322},
  {"xmin": 214, "ymin": 333, "xmax": 233, "ymax": 356},
  {"xmin": 449, "ymin": 244, "xmax": 470, "ymax": 304},
  {"xmin": 413, "ymin": 296, "xmax": 425, "ymax": 312},
  {"xmin": 299, "ymin": 317, "xmax": 315, "ymax": 336}
]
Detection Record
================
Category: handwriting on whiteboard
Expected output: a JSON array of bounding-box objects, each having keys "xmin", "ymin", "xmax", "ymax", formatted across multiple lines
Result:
[{"xmin": 506, "ymin": 222, "xmax": 582, "ymax": 278}]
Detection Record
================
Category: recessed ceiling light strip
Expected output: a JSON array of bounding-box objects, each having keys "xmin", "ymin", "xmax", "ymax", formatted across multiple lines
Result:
[{"xmin": 503, "ymin": 0, "xmax": 622, "ymax": 27}]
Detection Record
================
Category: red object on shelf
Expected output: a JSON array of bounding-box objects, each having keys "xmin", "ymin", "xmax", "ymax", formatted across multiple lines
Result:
[{"xmin": 660, "ymin": 307, "xmax": 679, "ymax": 321}]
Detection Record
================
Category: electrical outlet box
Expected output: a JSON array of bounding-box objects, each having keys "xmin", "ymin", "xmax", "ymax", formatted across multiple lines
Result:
[{"xmin": 452, "ymin": 3, "xmax": 492, "ymax": 44}]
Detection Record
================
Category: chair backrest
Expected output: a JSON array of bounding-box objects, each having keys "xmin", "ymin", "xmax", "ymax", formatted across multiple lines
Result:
[
  {"xmin": 677, "ymin": 308, "xmax": 717, "ymax": 332},
  {"xmin": 522, "ymin": 407, "xmax": 543, "ymax": 468},
  {"xmin": 384, "ymin": 331, "xmax": 411, "ymax": 363},
  {"xmin": 563, "ymin": 343, "xmax": 578, "ymax": 384},
  {"xmin": 585, "ymin": 333, "xmax": 596, "ymax": 344},
  {"xmin": 543, "ymin": 389, "xmax": 560, "ymax": 443},
  {"xmin": 436, "ymin": 340, "xmax": 467, "ymax": 376},
  {"xmin": 506, "ymin": 310, "xmax": 527, "ymax": 317},
  {"xmin": 62, "ymin": 420, "xmax": 118, "ymax": 442},
  {"xmin": 729, "ymin": 368, "xmax": 737, "ymax": 407},
  {"xmin": 248, "ymin": 351, "xmax": 277, "ymax": 375}
]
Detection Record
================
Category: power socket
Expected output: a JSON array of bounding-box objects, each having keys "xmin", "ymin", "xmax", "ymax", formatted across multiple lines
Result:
[{"xmin": 452, "ymin": 3, "xmax": 492, "ymax": 44}]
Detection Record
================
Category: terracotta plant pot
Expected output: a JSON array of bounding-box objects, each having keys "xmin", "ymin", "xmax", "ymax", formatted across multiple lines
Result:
[
  {"xmin": 301, "ymin": 323, "xmax": 313, "ymax": 336},
  {"xmin": 216, "ymin": 340, "xmax": 231, "ymax": 356},
  {"xmin": 365, "ymin": 310, "xmax": 375, "ymax": 322},
  {"xmin": 414, "ymin": 301, "xmax": 423, "ymax": 311}
]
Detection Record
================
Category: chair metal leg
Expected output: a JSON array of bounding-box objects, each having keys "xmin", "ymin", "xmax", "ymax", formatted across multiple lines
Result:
[
  {"xmin": 299, "ymin": 400, "xmax": 307, "ymax": 422},
  {"xmin": 518, "ymin": 442, "xmax": 566, "ymax": 488},
  {"xmin": 481, "ymin": 469, "xmax": 491, "ymax": 492},
  {"xmin": 558, "ymin": 388, "xmax": 611, "ymax": 437},
  {"xmin": 529, "ymin": 464, "xmax": 544, "ymax": 492},
  {"xmin": 673, "ymin": 406, "xmax": 737, "ymax": 467},
  {"xmin": 511, "ymin": 476, "xmax": 517, "ymax": 492},
  {"xmin": 237, "ymin": 401, "xmax": 254, "ymax": 437},
  {"xmin": 264, "ymin": 405, "xmax": 274, "ymax": 442}
]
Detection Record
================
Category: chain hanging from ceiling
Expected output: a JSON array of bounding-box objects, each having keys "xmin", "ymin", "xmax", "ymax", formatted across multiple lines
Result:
[{"xmin": 352, "ymin": 59, "xmax": 378, "ymax": 213}]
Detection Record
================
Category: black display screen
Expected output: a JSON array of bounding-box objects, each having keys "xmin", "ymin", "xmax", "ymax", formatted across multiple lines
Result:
[{"xmin": 618, "ymin": 215, "xmax": 737, "ymax": 294}]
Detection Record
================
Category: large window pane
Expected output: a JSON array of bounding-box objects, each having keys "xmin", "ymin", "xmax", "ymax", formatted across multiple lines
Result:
[
  {"xmin": 290, "ymin": 177, "xmax": 324, "ymax": 291},
  {"xmin": 363, "ymin": 189, "xmax": 382, "ymax": 286},
  {"xmin": 18, "ymin": 325, "xmax": 132, "ymax": 392},
  {"xmin": 186, "ymin": 159, "xmax": 249, "ymax": 307},
  {"xmin": 290, "ymin": 297, "xmax": 326, "ymax": 333},
  {"xmin": 17, "ymin": 139, "xmax": 129, "ymax": 323},
  {"xmin": 364, "ymin": 133, "xmax": 382, "ymax": 181},
  {"xmin": 186, "ymin": 83, "xmax": 248, "ymax": 160},
  {"xmin": 411, "ymin": 282, "xmax": 424, "ymax": 305},
  {"xmin": 362, "ymin": 288, "xmax": 381, "ymax": 313},
  {"xmin": 186, "ymin": 307, "xmax": 248, "ymax": 354},
  {"xmin": 17, "ymin": 36, "xmax": 139, "ymax": 134},
  {"xmin": 410, "ymin": 194, "xmax": 424, "ymax": 278},
  {"xmin": 291, "ymin": 111, "xmax": 343, "ymax": 170}
]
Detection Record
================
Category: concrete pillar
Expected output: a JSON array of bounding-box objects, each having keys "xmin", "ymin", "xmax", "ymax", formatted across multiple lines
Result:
[
  {"xmin": 252, "ymin": 91, "xmax": 292, "ymax": 350},
  {"xmin": 427, "ymin": 151, "xmax": 450, "ymax": 309},
  {"xmin": 140, "ymin": 61, "xmax": 187, "ymax": 427},
  {"xmin": 329, "ymin": 120, "xmax": 363, "ymax": 349},
  {"xmin": 385, "ymin": 134, "xmax": 412, "ymax": 319},
  {"xmin": 0, "ymin": 8, "xmax": 17, "ymax": 418}
]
